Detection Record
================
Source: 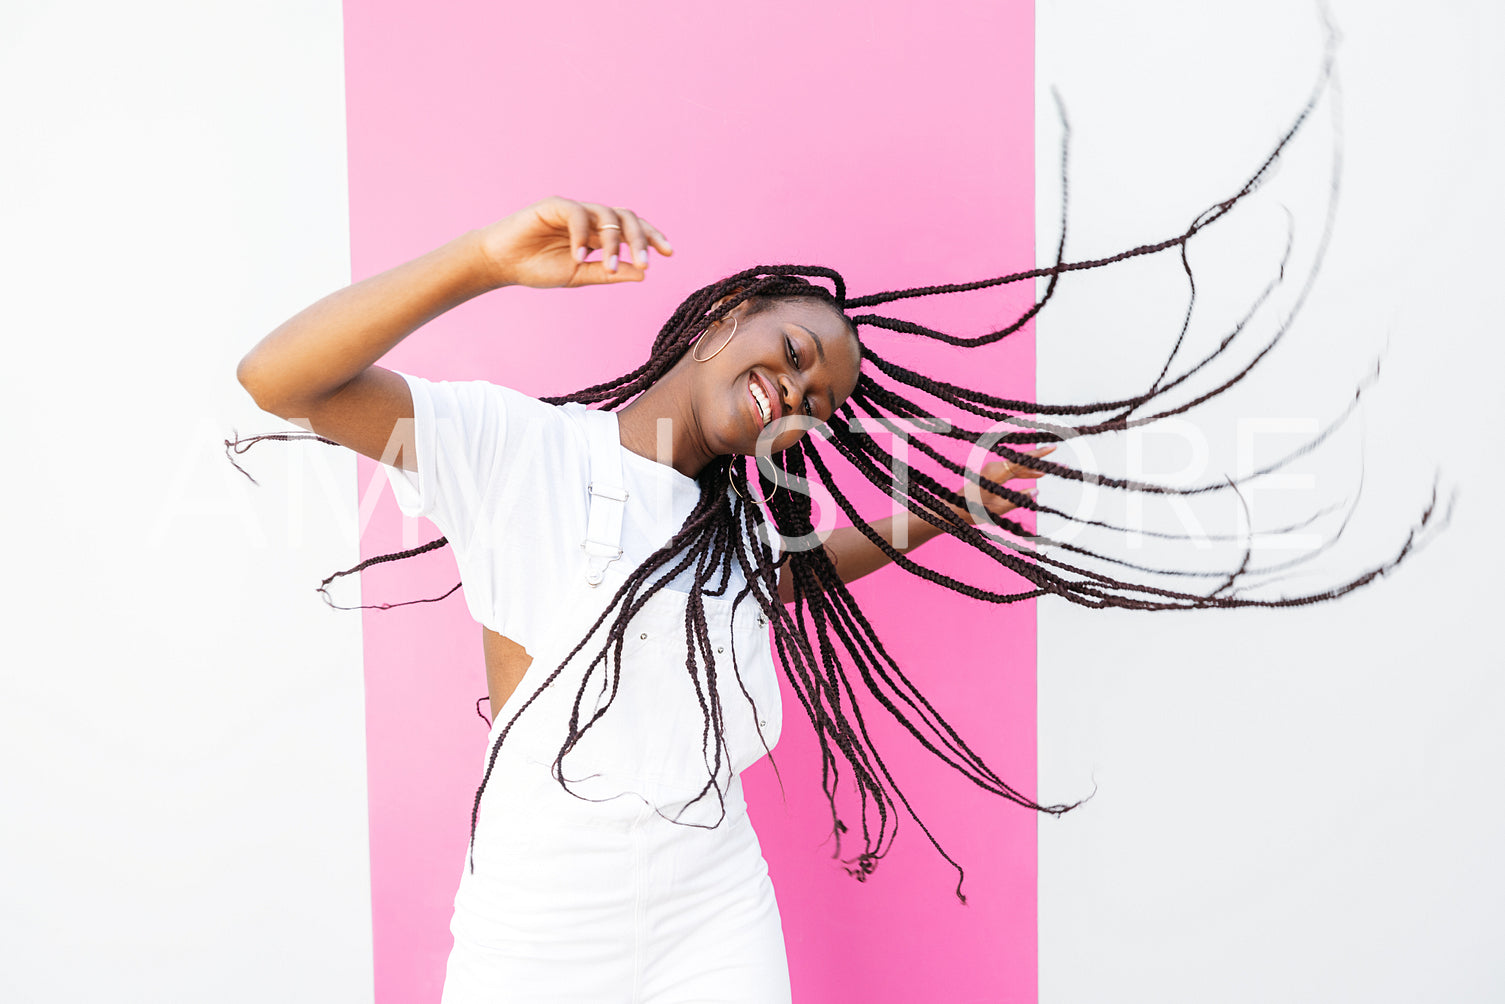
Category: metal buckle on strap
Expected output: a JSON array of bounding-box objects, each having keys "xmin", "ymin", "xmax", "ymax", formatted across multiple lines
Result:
[
  {"xmin": 581, "ymin": 541, "xmax": 624, "ymax": 586},
  {"xmin": 588, "ymin": 482, "xmax": 629, "ymax": 502},
  {"xmin": 581, "ymin": 541, "xmax": 625, "ymax": 558}
]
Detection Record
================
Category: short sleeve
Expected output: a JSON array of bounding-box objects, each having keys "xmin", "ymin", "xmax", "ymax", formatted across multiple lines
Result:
[{"xmin": 384, "ymin": 370, "xmax": 509, "ymax": 553}]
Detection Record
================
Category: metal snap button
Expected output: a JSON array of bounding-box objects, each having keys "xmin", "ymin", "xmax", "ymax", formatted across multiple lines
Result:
[
  {"xmin": 640, "ymin": 632, "xmax": 648, "ymax": 640},
  {"xmin": 717, "ymin": 646, "xmax": 724, "ymax": 654},
  {"xmin": 758, "ymin": 719, "xmax": 767, "ymax": 728}
]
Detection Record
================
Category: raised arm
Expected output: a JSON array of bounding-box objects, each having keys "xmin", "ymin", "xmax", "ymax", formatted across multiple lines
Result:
[{"xmin": 235, "ymin": 196, "xmax": 672, "ymax": 469}]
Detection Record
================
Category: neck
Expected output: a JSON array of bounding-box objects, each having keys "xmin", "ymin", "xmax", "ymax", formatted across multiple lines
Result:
[{"xmin": 615, "ymin": 356, "xmax": 714, "ymax": 479}]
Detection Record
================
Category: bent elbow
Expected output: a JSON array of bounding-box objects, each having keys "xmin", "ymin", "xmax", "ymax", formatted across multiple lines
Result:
[
  {"xmin": 236, "ymin": 355, "xmax": 267, "ymax": 405},
  {"xmin": 236, "ymin": 353, "xmax": 285, "ymax": 416}
]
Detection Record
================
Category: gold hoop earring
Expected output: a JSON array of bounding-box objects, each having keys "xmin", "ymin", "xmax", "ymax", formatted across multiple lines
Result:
[
  {"xmin": 730, "ymin": 460, "xmax": 781, "ymax": 504},
  {"xmin": 691, "ymin": 316, "xmax": 738, "ymax": 362}
]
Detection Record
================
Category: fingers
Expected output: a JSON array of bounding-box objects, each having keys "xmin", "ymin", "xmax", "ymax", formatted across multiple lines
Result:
[
  {"xmin": 1004, "ymin": 445, "xmax": 1056, "ymax": 480},
  {"xmin": 561, "ymin": 202, "xmax": 673, "ymax": 284},
  {"xmin": 984, "ymin": 445, "xmax": 1056, "ymax": 484},
  {"xmin": 966, "ymin": 446, "xmax": 1058, "ymax": 516},
  {"xmin": 561, "ymin": 200, "xmax": 595, "ymax": 264},
  {"xmin": 1008, "ymin": 448, "xmax": 1053, "ymax": 510},
  {"xmin": 576, "ymin": 203, "xmax": 625, "ymax": 270},
  {"xmin": 611, "ymin": 208, "xmax": 653, "ymax": 269},
  {"xmin": 593, "ymin": 206, "xmax": 673, "ymax": 269},
  {"xmin": 1019, "ymin": 444, "xmax": 1056, "ymax": 478},
  {"xmin": 634, "ymin": 214, "xmax": 674, "ymax": 258}
]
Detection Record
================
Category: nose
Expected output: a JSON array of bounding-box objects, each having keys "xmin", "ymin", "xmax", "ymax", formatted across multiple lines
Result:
[{"xmin": 778, "ymin": 372, "xmax": 804, "ymax": 417}]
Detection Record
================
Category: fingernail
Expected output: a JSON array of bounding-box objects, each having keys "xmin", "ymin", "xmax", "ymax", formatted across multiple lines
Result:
[
  {"xmin": 607, "ymin": 253, "xmax": 618, "ymax": 272},
  {"xmin": 661, "ymin": 240, "xmax": 673, "ymax": 253},
  {"xmin": 575, "ymin": 246, "xmax": 587, "ymax": 262},
  {"xmin": 635, "ymin": 247, "xmax": 648, "ymax": 267}
]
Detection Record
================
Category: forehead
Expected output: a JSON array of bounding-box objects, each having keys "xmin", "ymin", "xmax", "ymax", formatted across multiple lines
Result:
[
  {"xmin": 764, "ymin": 298, "xmax": 860, "ymax": 363},
  {"xmin": 764, "ymin": 296, "xmax": 853, "ymax": 338},
  {"xmin": 764, "ymin": 297, "xmax": 862, "ymax": 402}
]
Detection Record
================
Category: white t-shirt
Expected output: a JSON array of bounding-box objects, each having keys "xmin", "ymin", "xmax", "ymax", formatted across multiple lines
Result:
[{"xmin": 382, "ymin": 370, "xmax": 779, "ymax": 653}]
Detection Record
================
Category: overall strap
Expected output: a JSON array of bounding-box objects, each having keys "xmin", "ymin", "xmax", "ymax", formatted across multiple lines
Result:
[{"xmin": 580, "ymin": 407, "xmax": 628, "ymax": 587}]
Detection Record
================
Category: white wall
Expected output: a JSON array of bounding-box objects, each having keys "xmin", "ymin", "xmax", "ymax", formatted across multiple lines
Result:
[
  {"xmin": 1036, "ymin": 1, "xmax": 1505, "ymax": 1001},
  {"xmin": 0, "ymin": 3, "xmax": 373, "ymax": 1001},
  {"xmin": 6, "ymin": 1, "xmax": 1500, "ymax": 1000}
]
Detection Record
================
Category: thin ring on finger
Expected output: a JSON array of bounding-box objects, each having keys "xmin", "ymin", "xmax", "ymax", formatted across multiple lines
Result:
[
  {"xmin": 591, "ymin": 210, "xmax": 624, "ymax": 270},
  {"xmin": 609, "ymin": 208, "xmax": 652, "ymax": 267}
]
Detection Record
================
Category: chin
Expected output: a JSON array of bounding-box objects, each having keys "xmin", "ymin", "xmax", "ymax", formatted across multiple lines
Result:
[{"xmin": 709, "ymin": 424, "xmax": 753, "ymax": 460}]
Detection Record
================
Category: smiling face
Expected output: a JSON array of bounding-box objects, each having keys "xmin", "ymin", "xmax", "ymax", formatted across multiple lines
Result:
[{"xmin": 691, "ymin": 296, "xmax": 862, "ymax": 457}]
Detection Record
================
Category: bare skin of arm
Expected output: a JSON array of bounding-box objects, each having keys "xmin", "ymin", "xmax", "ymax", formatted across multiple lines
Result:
[
  {"xmin": 774, "ymin": 448, "xmax": 1053, "ymax": 604},
  {"xmin": 237, "ymin": 195, "xmax": 671, "ymax": 727},
  {"xmin": 776, "ymin": 507, "xmax": 961, "ymax": 605},
  {"xmin": 236, "ymin": 196, "xmax": 664, "ymax": 466},
  {"xmin": 482, "ymin": 629, "xmax": 535, "ymax": 713},
  {"xmin": 235, "ymin": 229, "xmax": 505, "ymax": 469}
]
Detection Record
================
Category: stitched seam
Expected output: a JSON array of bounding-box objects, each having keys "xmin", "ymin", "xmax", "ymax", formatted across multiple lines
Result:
[{"xmin": 630, "ymin": 808, "xmax": 649, "ymax": 1003}]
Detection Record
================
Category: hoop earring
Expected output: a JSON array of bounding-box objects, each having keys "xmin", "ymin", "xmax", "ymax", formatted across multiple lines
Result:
[
  {"xmin": 691, "ymin": 316, "xmax": 738, "ymax": 363},
  {"xmin": 730, "ymin": 461, "xmax": 781, "ymax": 504}
]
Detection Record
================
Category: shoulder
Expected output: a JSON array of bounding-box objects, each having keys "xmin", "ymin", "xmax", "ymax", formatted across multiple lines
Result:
[{"xmin": 397, "ymin": 371, "xmax": 581, "ymax": 440}]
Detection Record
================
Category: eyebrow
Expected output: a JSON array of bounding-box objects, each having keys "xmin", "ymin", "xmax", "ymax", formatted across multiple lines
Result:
[{"xmin": 794, "ymin": 324, "xmax": 838, "ymax": 418}]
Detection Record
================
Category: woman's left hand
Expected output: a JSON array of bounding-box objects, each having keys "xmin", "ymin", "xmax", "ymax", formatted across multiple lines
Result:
[{"xmin": 948, "ymin": 445, "xmax": 1056, "ymax": 524}]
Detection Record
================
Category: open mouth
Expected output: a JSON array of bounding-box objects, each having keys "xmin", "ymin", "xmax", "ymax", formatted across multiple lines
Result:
[{"xmin": 748, "ymin": 373, "xmax": 775, "ymax": 428}]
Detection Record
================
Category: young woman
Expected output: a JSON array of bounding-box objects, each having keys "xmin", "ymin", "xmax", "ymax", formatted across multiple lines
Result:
[
  {"xmin": 236, "ymin": 198, "xmax": 1054, "ymax": 1001},
  {"xmin": 232, "ymin": 48, "xmax": 1444, "ymax": 999}
]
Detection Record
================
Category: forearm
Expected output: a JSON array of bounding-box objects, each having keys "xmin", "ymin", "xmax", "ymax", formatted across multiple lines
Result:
[
  {"xmin": 237, "ymin": 229, "xmax": 504, "ymax": 412},
  {"xmin": 777, "ymin": 503, "xmax": 968, "ymax": 603}
]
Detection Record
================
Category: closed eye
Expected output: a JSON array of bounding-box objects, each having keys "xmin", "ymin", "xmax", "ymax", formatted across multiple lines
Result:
[{"xmin": 785, "ymin": 336, "xmax": 814, "ymax": 416}]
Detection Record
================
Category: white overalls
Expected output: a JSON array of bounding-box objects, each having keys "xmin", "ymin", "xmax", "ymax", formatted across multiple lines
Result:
[{"xmin": 440, "ymin": 405, "xmax": 791, "ymax": 1004}]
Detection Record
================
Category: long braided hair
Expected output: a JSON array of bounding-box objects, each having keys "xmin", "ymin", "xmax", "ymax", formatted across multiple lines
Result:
[{"xmin": 225, "ymin": 32, "xmax": 1452, "ymax": 903}]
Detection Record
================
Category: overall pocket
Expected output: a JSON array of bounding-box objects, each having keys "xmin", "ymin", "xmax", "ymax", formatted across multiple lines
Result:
[
  {"xmin": 715, "ymin": 595, "xmax": 783, "ymax": 776},
  {"xmin": 553, "ymin": 561, "xmax": 784, "ymax": 813}
]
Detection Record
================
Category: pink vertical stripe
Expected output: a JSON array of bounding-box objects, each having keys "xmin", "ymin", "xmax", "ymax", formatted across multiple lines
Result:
[{"xmin": 346, "ymin": 2, "xmax": 1036, "ymax": 1000}]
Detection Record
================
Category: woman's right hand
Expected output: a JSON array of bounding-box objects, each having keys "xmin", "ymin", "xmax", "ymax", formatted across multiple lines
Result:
[{"xmin": 476, "ymin": 196, "xmax": 673, "ymax": 289}]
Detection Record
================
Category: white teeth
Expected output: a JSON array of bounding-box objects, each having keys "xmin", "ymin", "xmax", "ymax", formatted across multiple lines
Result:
[{"xmin": 749, "ymin": 377, "xmax": 771, "ymax": 424}]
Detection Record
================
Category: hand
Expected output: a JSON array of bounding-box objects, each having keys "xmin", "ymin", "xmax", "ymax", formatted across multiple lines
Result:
[
  {"xmin": 948, "ymin": 445, "xmax": 1056, "ymax": 524},
  {"xmin": 476, "ymin": 196, "xmax": 674, "ymax": 289}
]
